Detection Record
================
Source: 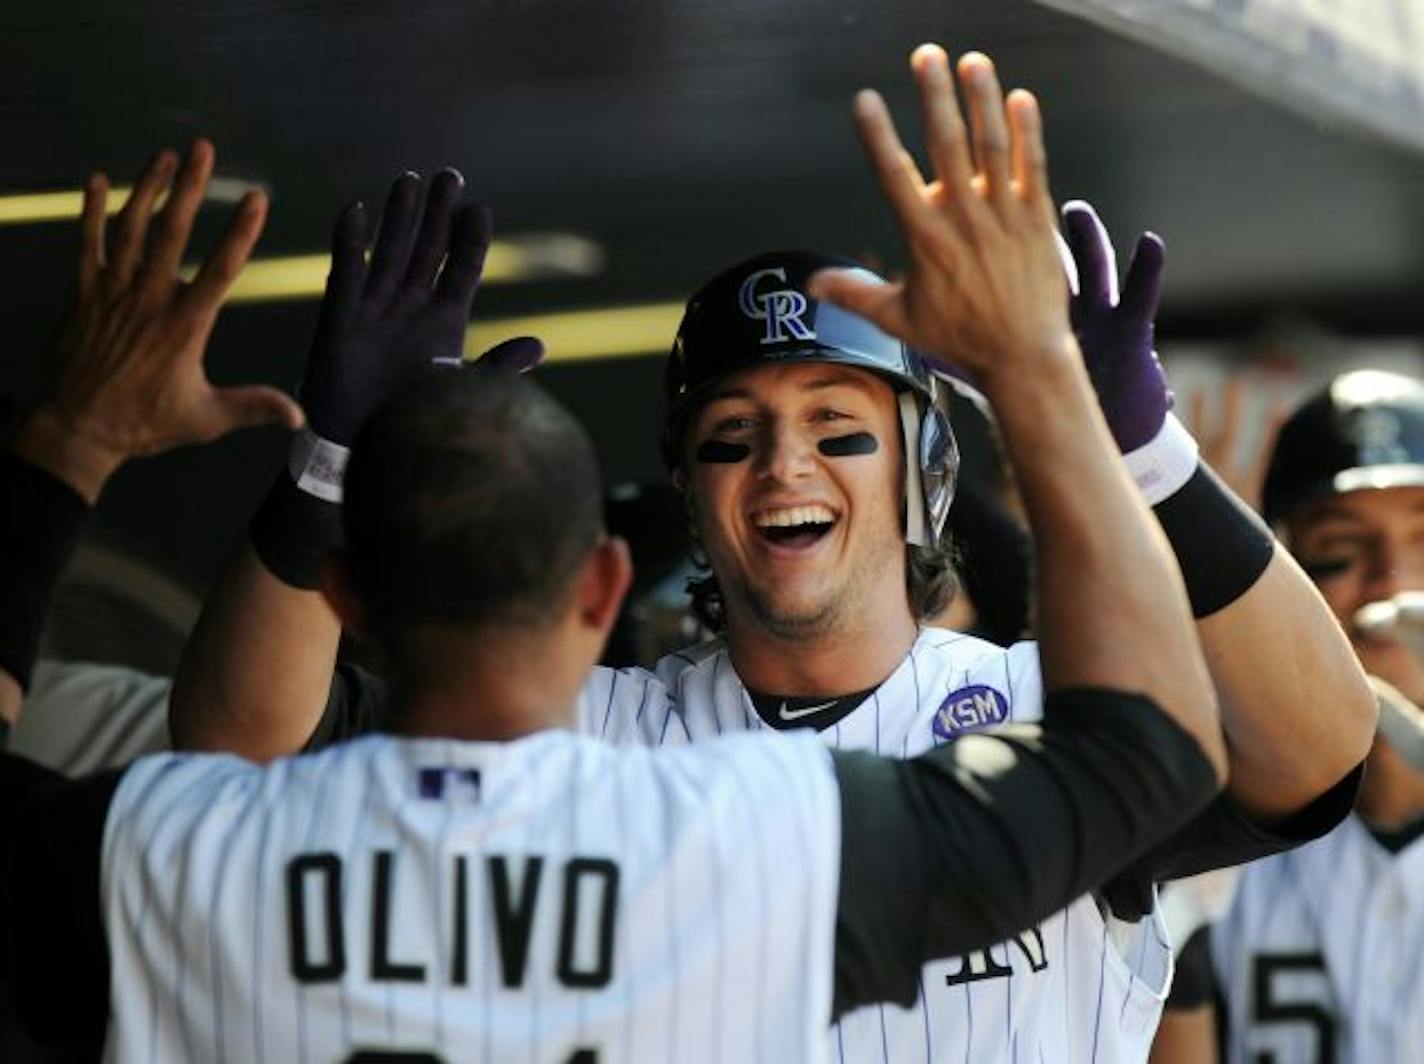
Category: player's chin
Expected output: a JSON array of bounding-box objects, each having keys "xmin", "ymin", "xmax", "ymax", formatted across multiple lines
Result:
[{"xmin": 746, "ymin": 583, "xmax": 841, "ymax": 637}]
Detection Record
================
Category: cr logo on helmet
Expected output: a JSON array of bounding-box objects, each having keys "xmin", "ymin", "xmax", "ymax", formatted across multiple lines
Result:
[{"xmin": 738, "ymin": 267, "xmax": 816, "ymax": 345}]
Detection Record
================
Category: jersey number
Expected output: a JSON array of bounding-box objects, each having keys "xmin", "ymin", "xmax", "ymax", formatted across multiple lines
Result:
[{"xmin": 1251, "ymin": 952, "xmax": 1335, "ymax": 1064}]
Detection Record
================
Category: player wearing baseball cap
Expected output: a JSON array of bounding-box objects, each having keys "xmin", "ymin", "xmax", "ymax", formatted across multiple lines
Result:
[
  {"xmin": 1, "ymin": 130, "xmax": 1228, "ymax": 1059},
  {"xmin": 167, "ymin": 46, "xmax": 1376, "ymax": 1063},
  {"xmin": 1154, "ymin": 369, "xmax": 1424, "ymax": 1063}
]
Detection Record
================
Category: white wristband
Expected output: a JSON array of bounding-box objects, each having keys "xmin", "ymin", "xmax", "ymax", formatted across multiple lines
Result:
[
  {"xmin": 288, "ymin": 428, "xmax": 350, "ymax": 504},
  {"xmin": 1123, "ymin": 414, "xmax": 1199, "ymax": 506}
]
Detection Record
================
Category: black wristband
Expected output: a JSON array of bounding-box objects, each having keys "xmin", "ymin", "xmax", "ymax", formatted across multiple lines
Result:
[
  {"xmin": 1154, "ymin": 463, "xmax": 1275, "ymax": 618},
  {"xmin": 249, "ymin": 471, "xmax": 343, "ymax": 590},
  {"xmin": 0, "ymin": 452, "xmax": 91, "ymax": 689}
]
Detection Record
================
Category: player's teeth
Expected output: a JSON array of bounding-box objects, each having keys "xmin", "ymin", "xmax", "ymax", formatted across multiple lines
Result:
[{"xmin": 755, "ymin": 505, "xmax": 834, "ymax": 528}]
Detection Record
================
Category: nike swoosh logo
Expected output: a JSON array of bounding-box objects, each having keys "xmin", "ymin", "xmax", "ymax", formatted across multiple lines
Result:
[{"xmin": 777, "ymin": 700, "xmax": 839, "ymax": 722}]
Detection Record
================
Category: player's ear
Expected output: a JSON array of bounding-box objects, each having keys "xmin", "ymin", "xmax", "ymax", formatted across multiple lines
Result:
[
  {"xmin": 319, "ymin": 549, "xmax": 369, "ymax": 637},
  {"xmin": 576, "ymin": 535, "xmax": 633, "ymax": 634}
]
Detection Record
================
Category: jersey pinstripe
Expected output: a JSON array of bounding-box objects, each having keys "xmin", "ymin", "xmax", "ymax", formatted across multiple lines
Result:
[
  {"xmin": 1209, "ymin": 816, "xmax": 1424, "ymax": 1062},
  {"xmin": 578, "ymin": 627, "xmax": 1175, "ymax": 1064},
  {"xmin": 100, "ymin": 730, "xmax": 840, "ymax": 1064}
]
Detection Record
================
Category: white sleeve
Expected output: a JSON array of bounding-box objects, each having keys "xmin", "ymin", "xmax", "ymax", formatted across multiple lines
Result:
[{"xmin": 6, "ymin": 660, "xmax": 171, "ymax": 773}]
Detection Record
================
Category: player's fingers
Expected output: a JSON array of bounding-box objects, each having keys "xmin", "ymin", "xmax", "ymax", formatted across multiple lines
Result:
[
  {"xmin": 76, "ymin": 171, "xmax": 109, "ymax": 300},
  {"xmin": 404, "ymin": 167, "xmax": 465, "ymax": 293},
  {"xmin": 1062, "ymin": 202, "xmax": 1118, "ymax": 307},
  {"xmin": 208, "ymin": 384, "xmax": 306, "ymax": 437},
  {"xmin": 1213, "ymin": 377, "xmax": 1243, "ymax": 459},
  {"xmin": 957, "ymin": 53, "xmax": 1013, "ymax": 206},
  {"xmin": 323, "ymin": 200, "xmax": 369, "ymax": 317},
  {"xmin": 1187, "ymin": 388, "xmax": 1209, "ymax": 443},
  {"xmin": 1390, "ymin": 592, "xmax": 1424, "ymax": 626},
  {"xmin": 1245, "ymin": 401, "xmax": 1289, "ymax": 494},
  {"xmin": 852, "ymin": 90, "xmax": 928, "ymax": 233},
  {"xmin": 807, "ymin": 269, "xmax": 910, "ymax": 340},
  {"xmin": 911, "ymin": 44, "xmax": 974, "ymax": 198},
  {"xmin": 183, "ymin": 190, "xmax": 268, "ymax": 311},
  {"xmin": 475, "ymin": 335, "xmax": 545, "ymax": 374},
  {"xmin": 1007, "ymin": 89, "xmax": 1051, "ymax": 211},
  {"xmin": 1120, "ymin": 232, "xmax": 1166, "ymax": 328},
  {"xmin": 363, "ymin": 172, "xmax": 422, "ymax": 306},
  {"xmin": 434, "ymin": 202, "xmax": 493, "ymax": 310},
  {"xmin": 108, "ymin": 149, "xmax": 178, "ymax": 289},
  {"xmin": 142, "ymin": 139, "xmax": 216, "ymax": 292}
]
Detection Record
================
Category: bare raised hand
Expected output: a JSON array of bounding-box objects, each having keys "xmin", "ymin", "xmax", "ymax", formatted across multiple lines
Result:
[
  {"xmin": 808, "ymin": 46, "xmax": 1073, "ymax": 388},
  {"xmin": 18, "ymin": 140, "xmax": 302, "ymax": 501}
]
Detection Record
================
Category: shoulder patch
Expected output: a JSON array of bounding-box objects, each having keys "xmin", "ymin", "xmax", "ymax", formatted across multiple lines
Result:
[{"xmin": 932, "ymin": 684, "xmax": 1009, "ymax": 740}]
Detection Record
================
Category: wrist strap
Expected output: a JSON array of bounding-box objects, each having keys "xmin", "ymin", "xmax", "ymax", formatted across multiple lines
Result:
[
  {"xmin": 250, "ymin": 470, "xmax": 343, "ymax": 590},
  {"xmin": 1123, "ymin": 414, "xmax": 1199, "ymax": 506},
  {"xmin": 1154, "ymin": 462, "xmax": 1275, "ymax": 617},
  {"xmin": 0, "ymin": 452, "xmax": 90, "ymax": 689},
  {"xmin": 288, "ymin": 428, "xmax": 350, "ymax": 504}
]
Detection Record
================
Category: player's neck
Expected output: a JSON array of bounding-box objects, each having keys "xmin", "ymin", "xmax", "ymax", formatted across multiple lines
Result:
[
  {"xmin": 384, "ymin": 626, "xmax": 585, "ymax": 741},
  {"xmin": 723, "ymin": 601, "xmax": 919, "ymax": 696}
]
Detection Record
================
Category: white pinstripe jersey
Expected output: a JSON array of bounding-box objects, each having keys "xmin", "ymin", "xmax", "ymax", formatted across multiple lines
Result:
[
  {"xmin": 1209, "ymin": 815, "xmax": 1424, "ymax": 1063},
  {"xmin": 579, "ymin": 628, "xmax": 1175, "ymax": 1064},
  {"xmin": 100, "ymin": 730, "xmax": 840, "ymax": 1064}
]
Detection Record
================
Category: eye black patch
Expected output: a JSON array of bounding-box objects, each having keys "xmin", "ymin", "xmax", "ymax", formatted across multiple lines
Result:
[
  {"xmin": 818, "ymin": 432, "xmax": 879, "ymax": 457},
  {"xmin": 695, "ymin": 439, "xmax": 751, "ymax": 464},
  {"xmin": 1301, "ymin": 558, "xmax": 1351, "ymax": 581}
]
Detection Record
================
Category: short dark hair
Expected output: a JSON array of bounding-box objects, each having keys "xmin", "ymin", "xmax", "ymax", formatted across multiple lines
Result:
[{"xmin": 343, "ymin": 372, "xmax": 604, "ymax": 645}]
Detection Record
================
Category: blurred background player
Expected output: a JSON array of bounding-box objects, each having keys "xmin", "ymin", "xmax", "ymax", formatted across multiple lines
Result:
[{"xmin": 1153, "ymin": 368, "xmax": 1424, "ymax": 1064}]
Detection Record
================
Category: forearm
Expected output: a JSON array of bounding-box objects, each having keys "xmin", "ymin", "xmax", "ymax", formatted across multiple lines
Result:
[
  {"xmin": 169, "ymin": 544, "xmax": 340, "ymax": 758},
  {"xmin": 986, "ymin": 352, "xmax": 1224, "ymax": 775},
  {"xmin": 1149, "ymin": 1007, "xmax": 1218, "ymax": 1064},
  {"xmin": 1199, "ymin": 549, "xmax": 1374, "ymax": 819}
]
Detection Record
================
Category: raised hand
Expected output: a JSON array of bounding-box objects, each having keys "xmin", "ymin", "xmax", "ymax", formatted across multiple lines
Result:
[
  {"xmin": 17, "ymin": 140, "xmax": 301, "ymax": 501},
  {"xmin": 807, "ymin": 46, "xmax": 1073, "ymax": 389},
  {"xmin": 1185, "ymin": 374, "xmax": 1285, "ymax": 513},
  {"xmin": 1061, "ymin": 200, "xmax": 1172, "ymax": 453},
  {"xmin": 298, "ymin": 169, "xmax": 543, "ymax": 447}
]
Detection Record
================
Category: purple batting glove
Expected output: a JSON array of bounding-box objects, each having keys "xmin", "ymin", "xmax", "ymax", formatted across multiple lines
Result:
[
  {"xmin": 299, "ymin": 169, "xmax": 543, "ymax": 445},
  {"xmin": 1062, "ymin": 200, "xmax": 1172, "ymax": 453}
]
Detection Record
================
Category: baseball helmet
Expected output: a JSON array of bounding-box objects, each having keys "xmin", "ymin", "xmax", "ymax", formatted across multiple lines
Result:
[
  {"xmin": 661, "ymin": 250, "xmax": 958, "ymax": 549},
  {"xmin": 1263, "ymin": 369, "xmax": 1424, "ymax": 526}
]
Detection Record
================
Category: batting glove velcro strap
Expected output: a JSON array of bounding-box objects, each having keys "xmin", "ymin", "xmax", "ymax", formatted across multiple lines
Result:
[
  {"xmin": 1154, "ymin": 461, "xmax": 1275, "ymax": 618},
  {"xmin": 1123, "ymin": 414, "xmax": 1198, "ymax": 506},
  {"xmin": 287, "ymin": 428, "xmax": 350, "ymax": 504}
]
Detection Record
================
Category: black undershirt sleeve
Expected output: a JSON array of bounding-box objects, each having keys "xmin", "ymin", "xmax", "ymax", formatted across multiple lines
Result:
[
  {"xmin": 1, "ymin": 751, "xmax": 121, "ymax": 1049},
  {"xmin": 829, "ymin": 688, "xmax": 1219, "ymax": 1018},
  {"xmin": 304, "ymin": 660, "xmax": 391, "ymax": 750},
  {"xmin": 1098, "ymin": 761, "xmax": 1362, "ymax": 921},
  {"xmin": 1166, "ymin": 926, "xmax": 1217, "ymax": 1009}
]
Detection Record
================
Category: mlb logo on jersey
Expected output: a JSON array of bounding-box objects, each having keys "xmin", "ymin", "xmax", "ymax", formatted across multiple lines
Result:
[
  {"xmin": 416, "ymin": 766, "xmax": 482, "ymax": 801},
  {"xmin": 932, "ymin": 685, "xmax": 1009, "ymax": 740}
]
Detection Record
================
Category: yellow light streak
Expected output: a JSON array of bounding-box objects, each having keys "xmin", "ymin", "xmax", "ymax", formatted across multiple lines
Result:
[{"xmin": 465, "ymin": 302, "xmax": 685, "ymax": 364}]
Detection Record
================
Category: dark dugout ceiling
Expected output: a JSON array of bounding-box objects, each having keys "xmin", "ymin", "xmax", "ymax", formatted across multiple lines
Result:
[
  {"xmin": 1, "ymin": 1, "xmax": 1423, "ymax": 586},
  {"xmin": 2, "ymin": 1, "xmax": 1423, "ymax": 339}
]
